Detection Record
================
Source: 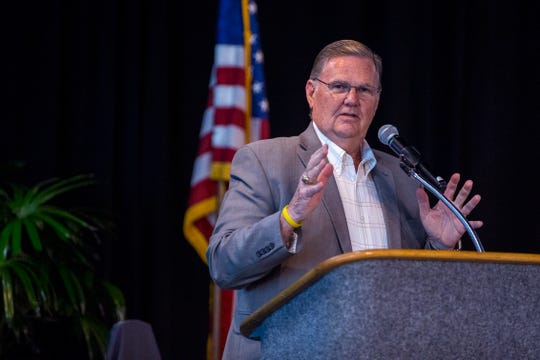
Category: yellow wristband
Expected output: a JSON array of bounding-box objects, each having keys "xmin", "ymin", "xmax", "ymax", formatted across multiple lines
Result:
[{"xmin": 282, "ymin": 205, "xmax": 303, "ymax": 228}]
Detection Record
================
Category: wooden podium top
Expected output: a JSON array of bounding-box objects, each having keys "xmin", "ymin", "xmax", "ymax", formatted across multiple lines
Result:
[{"xmin": 240, "ymin": 249, "xmax": 540, "ymax": 337}]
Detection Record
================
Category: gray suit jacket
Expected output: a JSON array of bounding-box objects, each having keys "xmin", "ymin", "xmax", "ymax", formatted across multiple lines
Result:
[{"xmin": 207, "ymin": 122, "xmax": 427, "ymax": 359}]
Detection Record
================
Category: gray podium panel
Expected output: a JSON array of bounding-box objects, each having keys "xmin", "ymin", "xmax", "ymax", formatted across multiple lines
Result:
[{"xmin": 241, "ymin": 250, "xmax": 540, "ymax": 360}]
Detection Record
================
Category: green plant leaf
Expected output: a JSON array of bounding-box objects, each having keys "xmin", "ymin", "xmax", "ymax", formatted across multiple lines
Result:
[
  {"xmin": 7, "ymin": 260, "xmax": 41, "ymax": 316},
  {"xmin": 101, "ymin": 281, "xmax": 126, "ymax": 320},
  {"xmin": 22, "ymin": 218, "xmax": 43, "ymax": 252},
  {"xmin": 19, "ymin": 184, "xmax": 40, "ymax": 216},
  {"xmin": 32, "ymin": 213, "xmax": 71, "ymax": 242},
  {"xmin": 31, "ymin": 175, "xmax": 96, "ymax": 207},
  {"xmin": 58, "ymin": 266, "xmax": 86, "ymax": 313},
  {"xmin": 40, "ymin": 205, "xmax": 98, "ymax": 232},
  {"xmin": 11, "ymin": 220, "xmax": 22, "ymax": 256},
  {"xmin": 79, "ymin": 315, "xmax": 109, "ymax": 360},
  {"xmin": 0, "ymin": 222, "xmax": 13, "ymax": 259},
  {"xmin": 0, "ymin": 266, "xmax": 14, "ymax": 325}
]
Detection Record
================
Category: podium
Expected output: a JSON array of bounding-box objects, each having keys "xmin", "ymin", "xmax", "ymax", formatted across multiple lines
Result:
[{"xmin": 240, "ymin": 249, "xmax": 540, "ymax": 359}]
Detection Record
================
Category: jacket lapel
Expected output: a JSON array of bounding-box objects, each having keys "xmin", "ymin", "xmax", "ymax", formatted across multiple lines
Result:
[
  {"xmin": 372, "ymin": 154, "xmax": 402, "ymax": 248},
  {"xmin": 297, "ymin": 123, "xmax": 352, "ymax": 253}
]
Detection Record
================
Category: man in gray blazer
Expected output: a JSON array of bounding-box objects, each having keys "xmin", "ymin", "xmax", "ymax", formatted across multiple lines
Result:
[{"xmin": 207, "ymin": 39, "xmax": 483, "ymax": 359}]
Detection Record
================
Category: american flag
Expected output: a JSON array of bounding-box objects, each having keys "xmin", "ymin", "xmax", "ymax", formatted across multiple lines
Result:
[{"xmin": 183, "ymin": 0, "xmax": 269, "ymax": 358}]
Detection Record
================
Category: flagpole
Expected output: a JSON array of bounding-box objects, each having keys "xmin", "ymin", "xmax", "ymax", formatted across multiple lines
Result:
[
  {"xmin": 212, "ymin": 179, "xmax": 228, "ymax": 360},
  {"xmin": 211, "ymin": 283, "xmax": 221, "ymax": 360},
  {"xmin": 185, "ymin": 0, "xmax": 269, "ymax": 358}
]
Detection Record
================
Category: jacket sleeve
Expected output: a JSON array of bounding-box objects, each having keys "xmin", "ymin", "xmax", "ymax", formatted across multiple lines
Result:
[{"xmin": 206, "ymin": 144, "xmax": 295, "ymax": 290}]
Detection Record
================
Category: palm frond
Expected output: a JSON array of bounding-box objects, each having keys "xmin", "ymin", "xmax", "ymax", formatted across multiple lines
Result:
[
  {"xmin": 7, "ymin": 260, "xmax": 42, "ymax": 316},
  {"xmin": 0, "ymin": 257, "xmax": 47, "ymax": 323},
  {"xmin": 31, "ymin": 175, "xmax": 96, "ymax": 207},
  {"xmin": 10, "ymin": 220, "xmax": 22, "ymax": 256},
  {"xmin": 39, "ymin": 205, "xmax": 99, "ymax": 232},
  {"xmin": 57, "ymin": 266, "xmax": 86, "ymax": 314},
  {"xmin": 100, "ymin": 280, "xmax": 126, "ymax": 320},
  {"xmin": 22, "ymin": 218, "xmax": 43, "ymax": 252},
  {"xmin": 32, "ymin": 213, "xmax": 72, "ymax": 242},
  {"xmin": 79, "ymin": 315, "xmax": 109, "ymax": 360},
  {"xmin": 0, "ymin": 222, "xmax": 14, "ymax": 260},
  {"xmin": 0, "ymin": 267, "xmax": 14, "ymax": 325}
]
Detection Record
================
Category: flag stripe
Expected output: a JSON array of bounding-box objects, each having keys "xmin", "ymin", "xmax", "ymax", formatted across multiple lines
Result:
[
  {"xmin": 215, "ymin": 45, "xmax": 244, "ymax": 67},
  {"xmin": 212, "ymin": 125, "xmax": 246, "ymax": 149},
  {"xmin": 214, "ymin": 108, "xmax": 246, "ymax": 127},
  {"xmin": 216, "ymin": 67, "xmax": 245, "ymax": 85},
  {"xmin": 213, "ymin": 85, "xmax": 246, "ymax": 109}
]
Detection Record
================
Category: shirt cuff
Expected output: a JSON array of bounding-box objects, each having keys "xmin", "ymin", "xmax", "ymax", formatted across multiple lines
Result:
[
  {"xmin": 285, "ymin": 230, "xmax": 298, "ymax": 254},
  {"xmin": 428, "ymin": 239, "xmax": 462, "ymax": 251}
]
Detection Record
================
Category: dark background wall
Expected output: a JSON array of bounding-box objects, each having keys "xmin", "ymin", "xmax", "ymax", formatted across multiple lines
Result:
[{"xmin": 2, "ymin": 0, "xmax": 539, "ymax": 358}]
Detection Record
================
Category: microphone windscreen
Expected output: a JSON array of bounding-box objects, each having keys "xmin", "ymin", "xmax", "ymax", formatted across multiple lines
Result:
[{"xmin": 377, "ymin": 124, "xmax": 399, "ymax": 145}]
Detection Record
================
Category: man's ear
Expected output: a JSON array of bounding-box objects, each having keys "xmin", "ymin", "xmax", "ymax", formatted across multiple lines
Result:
[{"xmin": 305, "ymin": 80, "xmax": 315, "ymax": 107}]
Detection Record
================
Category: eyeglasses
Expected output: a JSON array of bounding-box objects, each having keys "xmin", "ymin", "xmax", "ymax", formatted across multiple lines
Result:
[{"xmin": 313, "ymin": 78, "xmax": 381, "ymax": 99}]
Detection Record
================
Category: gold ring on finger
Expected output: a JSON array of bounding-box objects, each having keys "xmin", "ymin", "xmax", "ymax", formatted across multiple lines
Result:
[{"xmin": 301, "ymin": 173, "xmax": 313, "ymax": 185}]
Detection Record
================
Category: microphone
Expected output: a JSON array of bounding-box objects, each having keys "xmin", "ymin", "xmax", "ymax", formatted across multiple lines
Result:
[{"xmin": 378, "ymin": 124, "xmax": 446, "ymax": 190}]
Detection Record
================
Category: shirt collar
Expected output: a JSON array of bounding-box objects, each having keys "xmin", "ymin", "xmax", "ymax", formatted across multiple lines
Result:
[{"xmin": 312, "ymin": 122, "xmax": 377, "ymax": 177}]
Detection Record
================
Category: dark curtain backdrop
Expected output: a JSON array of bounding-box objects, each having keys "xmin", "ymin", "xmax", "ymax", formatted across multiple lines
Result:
[{"xmin": 2, "ymin": 0, "xmax": 539, "ymax": 358}]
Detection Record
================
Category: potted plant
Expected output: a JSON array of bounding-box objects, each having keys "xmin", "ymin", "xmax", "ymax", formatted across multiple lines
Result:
[{"xmin": 0, "ymin": 173, "xmax": 125, "ymax": 359}]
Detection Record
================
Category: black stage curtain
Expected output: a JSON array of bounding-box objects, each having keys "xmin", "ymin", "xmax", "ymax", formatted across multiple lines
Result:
[{"xmin": 3, "ymin": 1, "xmax": 539, "ymax": 358}]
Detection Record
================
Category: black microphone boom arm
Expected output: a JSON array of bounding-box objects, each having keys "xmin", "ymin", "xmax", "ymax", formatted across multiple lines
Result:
[{"xmin": 378, "ymin": 124, "xmax": 447, "ymax": 191}]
